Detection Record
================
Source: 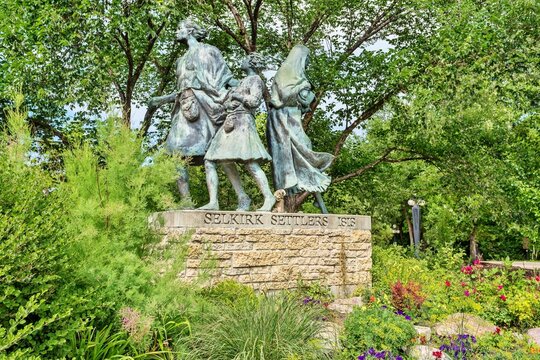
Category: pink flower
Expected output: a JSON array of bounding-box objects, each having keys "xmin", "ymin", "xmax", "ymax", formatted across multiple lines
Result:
[
  {"xmin": 464, "ymin": 290, "xmax": 470, "ymax": 297},
  {"xmin": 473, "ymin": 259, "xmax": 481, "ymax": 266},
  {"xmin": 500, "ymin": 294, "xmax": 507, "ymax": 301},
  {"xmin": 497, "ymin": 285, "xmax": 503, "ymax": 290},
  {"xmin": 445, "ymin": 280, "xmax": 451, "ymax": 287},
  {"xmin": 461, "ymin": 282, "xmax": 467, "ymax": 287}
]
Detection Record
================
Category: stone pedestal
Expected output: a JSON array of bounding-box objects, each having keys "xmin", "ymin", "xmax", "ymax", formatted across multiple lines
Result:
[{"xmin": 150, "ymin": 210, "xmax": 372, "ymax": 297}]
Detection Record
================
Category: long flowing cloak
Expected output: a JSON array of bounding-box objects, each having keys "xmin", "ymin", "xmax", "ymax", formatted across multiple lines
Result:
[
  {"xmin": 166, "ymin": 43, "xmax": 233, "ymax": 158},
  {"xmin": 266, "ymin": 45, "xmax": 334, "ymax": 194}
]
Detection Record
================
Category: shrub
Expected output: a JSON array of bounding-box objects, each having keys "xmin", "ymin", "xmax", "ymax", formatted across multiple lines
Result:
[
  {"xmin": 190, "ymin": 294, "xmax": 328, "ymax": 360},
  {"xmin": 340, "ymin": 306, "xmax": 416, "ymax": 359},
  {"xmin": 0, "ymin": 96, "xmax": 85, "ymax": 356},
  {"xmin": 199, "ymin": 280, "xmax": 257, "ymax": 305},
  {"xmin": 390, "ymin": 280, "xmax": 426, "ymax": 312}
]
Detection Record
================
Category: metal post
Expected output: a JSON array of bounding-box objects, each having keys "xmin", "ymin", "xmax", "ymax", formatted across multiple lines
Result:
[{"xmin": 412, "ymin": 204, "xmax": 421, "ymax": 257}]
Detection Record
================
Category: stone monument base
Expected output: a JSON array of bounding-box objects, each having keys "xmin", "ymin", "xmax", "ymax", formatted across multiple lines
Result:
[{"xmin": 150, "ymin": 210, "xmax": 372, "ymax": 298}]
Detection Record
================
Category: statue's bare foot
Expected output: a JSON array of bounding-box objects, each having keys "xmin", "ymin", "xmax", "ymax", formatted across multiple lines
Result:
[
  {"xmin": 236, "ymin": 196, "xmax": 251, "ymax": 211},
  {"xmin": 198, "ymin": 202, "xmax": 219, "ymax": 211},
  {"xmin": 257, "ymin": 195, "xmax": 276, "ymax": 212}
]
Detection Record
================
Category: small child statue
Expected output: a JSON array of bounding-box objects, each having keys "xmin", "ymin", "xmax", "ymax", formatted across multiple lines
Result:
[{"xmin": 200, "ymin": 53, "xmax": 276, "ymax": 212}]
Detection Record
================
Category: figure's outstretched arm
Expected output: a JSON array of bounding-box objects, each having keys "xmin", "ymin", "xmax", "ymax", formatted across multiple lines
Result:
[{"xmin": 148, "ymin": 93, "xmax": 176, "ymax": 109}]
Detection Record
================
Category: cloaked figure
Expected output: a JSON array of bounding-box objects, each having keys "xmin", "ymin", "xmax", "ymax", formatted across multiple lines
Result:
[
  {"xmin": 202, "ymin": 53, "xmax": 275, "ymax": 212},
  {"xmin": 266, "ymin": 45, "xmax": 334, "ymax": 212}
]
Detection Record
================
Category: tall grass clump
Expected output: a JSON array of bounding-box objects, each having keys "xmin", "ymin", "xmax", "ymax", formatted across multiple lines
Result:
[{"xmin": 190, "ymin": 294, "xmax": 328, "ymax": 360}]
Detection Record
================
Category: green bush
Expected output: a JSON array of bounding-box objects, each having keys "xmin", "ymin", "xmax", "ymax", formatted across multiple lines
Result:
[
  {"xmin": 199, "ymin": 280, "xmax": 257, "ymax": 305},
  {"xmin": 0, "ymin": 97, "xmax": 86, "ymax": 356},
  {"xmin": 340, "ymin": 306, "xmax": 417, "ymax": 359},
  {"xmin": 189, "ymin": 294, "xmax": 328, "ymax": 360}
]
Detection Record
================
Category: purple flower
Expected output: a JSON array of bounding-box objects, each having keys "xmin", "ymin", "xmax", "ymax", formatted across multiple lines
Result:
[
  {"xmin": 358, "ymin": 355, "xmax": 366, "ymax": 360},
  {"xmin": 368, "ymin": 348, "xmax": 376, "ymax": 355},
  {"xmin": 405, "ymin": 315, "xmax": 412, "ymax": 321}
]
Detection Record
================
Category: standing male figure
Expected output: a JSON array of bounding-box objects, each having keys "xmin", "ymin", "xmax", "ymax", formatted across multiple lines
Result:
[{"xmin": 149, "ymin": 20, "xmax": 246, "ymax": 204}]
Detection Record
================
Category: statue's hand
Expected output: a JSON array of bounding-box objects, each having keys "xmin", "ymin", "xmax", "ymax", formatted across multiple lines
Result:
[
  {"xmin": 148, "ymin": 97, "xmax": 159, "ymax": 109},
  {"xmin": 231, "ymin": 92, "xmax": 243, "ymax": 101}
]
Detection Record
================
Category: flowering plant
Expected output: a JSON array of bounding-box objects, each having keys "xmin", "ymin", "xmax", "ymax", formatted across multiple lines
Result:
[
  {"xmin": 357, "ymin": 348, "xmax": 403, "ymax": 359},
  {"xmin": 438, "ymin": 334, "xmax": 476, "ymax": 359}
]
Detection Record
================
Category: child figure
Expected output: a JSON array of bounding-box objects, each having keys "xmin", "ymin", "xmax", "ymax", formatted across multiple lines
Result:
[{"xmin": 200, "ymin": 53, "xmax": 276, "ymax": 211}]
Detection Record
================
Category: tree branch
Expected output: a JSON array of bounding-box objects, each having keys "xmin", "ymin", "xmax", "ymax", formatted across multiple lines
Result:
[
  {"xmin": 214, "ymin": 17, "xmax": 250, "ymax": 53},
  {"xmin": 224, "ymin": 0, "xmax": 252, "ymax": 51},
  {"xmin": 302, "ymin": 12, "xmax": 328, "ymax": 44},
  {"xmin": 132, "ymin": 19, "xmax": 167, "ymax": 86},
  {"xmin": 333, "ymin": 90, "xmax": 396, "ymax": 158},
  {"xmin": 28, "ymin": 116, "xmax": 69, "ymax": 146},
  {"xmin": 333, "ymin": 149, "xmax": 434, "ymax": 184}
]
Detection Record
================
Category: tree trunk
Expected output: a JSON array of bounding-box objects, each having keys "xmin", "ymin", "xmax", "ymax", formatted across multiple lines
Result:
[
  {"xmin": 122, "ymin": 93, "xmax": 132, "ymax": 127},
  {"xmin": 469, "ymin": 223, "xmax": 478, "ymax": 260},
  {"xmin": 402, "ymin": 204, "xmax": 414, "ymax": 248}
]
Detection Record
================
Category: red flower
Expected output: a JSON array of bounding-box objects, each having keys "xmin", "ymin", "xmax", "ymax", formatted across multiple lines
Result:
[
  {"xmin": 494, "ymin": 327, "xmax": 501, "ymax": 335},
  {"xmin": 500, "ymin": 294, "xmax": 507, "ymax": 301},
  {"xmin": 536, "ymin": 275, "xmax": 540, "ymax": 282},
  {"xmin": 432, "ymin": 350, "xmax": 443, "ymax": 358},
  {"xmin": 464, "ymin": 290, "xmax": 470, "ymax": 297},
  {"xmin": 445, "ymin": 280, "xmax": 451, "ymax": 287},
  {"xmin": 369, "ymin": 295, "xmax": 376, "ymax": 303},
  {"xmin": 461, "ymin": 282, "xmax": 467, "ymax": 287},
  {"xmin": 461, "ymin": 265, "xmax": 474, "ymax": 275},
  {"xmin": 473, "ymin": 258, "xmax": 481, "ymax": 266}
]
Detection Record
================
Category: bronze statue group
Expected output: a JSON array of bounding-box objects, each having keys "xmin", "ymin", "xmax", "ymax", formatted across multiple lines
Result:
[{"xmin": 149, "ymin": 20, "xmax": 333, "ymax": 213}]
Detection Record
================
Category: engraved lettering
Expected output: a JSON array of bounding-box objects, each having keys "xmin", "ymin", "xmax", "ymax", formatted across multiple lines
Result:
[
  {"xmin": 230, "ymin": 214, "xmax": 239, "ymax": 225},
  {"xmin": 246, "ymin": 214, "xmax": 254, "ymax": 225},
  {"xmin": 308, "ymin": 216, "xmax": 315, "ymax": 226},
  {"xmin": 270, "ymin": 214, "xmax": 277, "ymax": 225},
  {"xmin": 204, "ymin": 213, "xmax": 212, "ymax": 224},
  {"xmin": 322, "ymin": 217, "xmax": 329, "ymax": 226},
  {"xmin": 213, "ymin": 214, "xmax": 221, "ymax": 224},
  {"xmin": 255, "ymin": 214, "xmax": 264, "ymax": 225}
]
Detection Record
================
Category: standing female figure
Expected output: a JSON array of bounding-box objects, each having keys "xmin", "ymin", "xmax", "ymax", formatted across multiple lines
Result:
[
  {"xmin": 266, "ymin": 45, "xmax": 334, "ymax": 211},
  {"xmin": 202, "ymin": 53, "xmax": 275, "ymax": 211}
]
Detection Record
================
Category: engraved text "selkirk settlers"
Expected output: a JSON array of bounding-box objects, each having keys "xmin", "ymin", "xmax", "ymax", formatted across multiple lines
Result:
[{"xmin": 204, "ymin": 213, "xmax": 264, "ymax": 225}]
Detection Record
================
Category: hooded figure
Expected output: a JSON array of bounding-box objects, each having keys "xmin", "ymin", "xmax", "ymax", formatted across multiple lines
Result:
[{"xmin": 267, "ymin": 45, "xmax": 334, "ymax": 197}]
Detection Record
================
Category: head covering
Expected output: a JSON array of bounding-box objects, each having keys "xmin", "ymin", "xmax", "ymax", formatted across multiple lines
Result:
[{"xmin": 270, "ymin": 45, "xmax": 311, "ymax": 108}]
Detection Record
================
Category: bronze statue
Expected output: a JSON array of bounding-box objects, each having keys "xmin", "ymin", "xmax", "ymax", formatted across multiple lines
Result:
[
  {"xmin": 266, "ymin": 45, "xmax": 334, "ymax": 212},
  {"xmin": 201, "ymin": 53, "xmax": 275, "ymax": 211},
  {"xmin": 149, "ymin": 20, "xmax": 237, "ymax": 203}
]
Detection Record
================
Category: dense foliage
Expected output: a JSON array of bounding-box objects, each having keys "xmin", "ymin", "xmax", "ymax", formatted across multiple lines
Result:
[{"xmin": 1, "ymin": 0, "xmax": 539, "ymax": 357}]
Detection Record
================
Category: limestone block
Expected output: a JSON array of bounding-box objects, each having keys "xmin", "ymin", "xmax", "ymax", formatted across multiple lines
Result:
[
  {"xmin": 327, "ymin": 297, "xmax": 363, "ymax": 315},
  {"xmin": 409, "ymin": 346, "xmax": 451, "ymax": 360},
  {"xmin": 253, "ymin": 241, "xmax": 289, "ymax": 250},
  {"xmin": 414, "ymin": 325, "xmax": 432, "ymax": 342},
  {"xmin": 233, "ymin": 251, "xmax": 283, "ymax": 267},
  {"xmin": 211, "ymin": 242, "xmax": 252, "ymax": 251},
  {"xmin": 527, "ymin": 328, "xmax": 540, "ymax": 346},
  {"xmin": 433, "ymin": 313, "xmax": 497, "ymax": 338}
]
